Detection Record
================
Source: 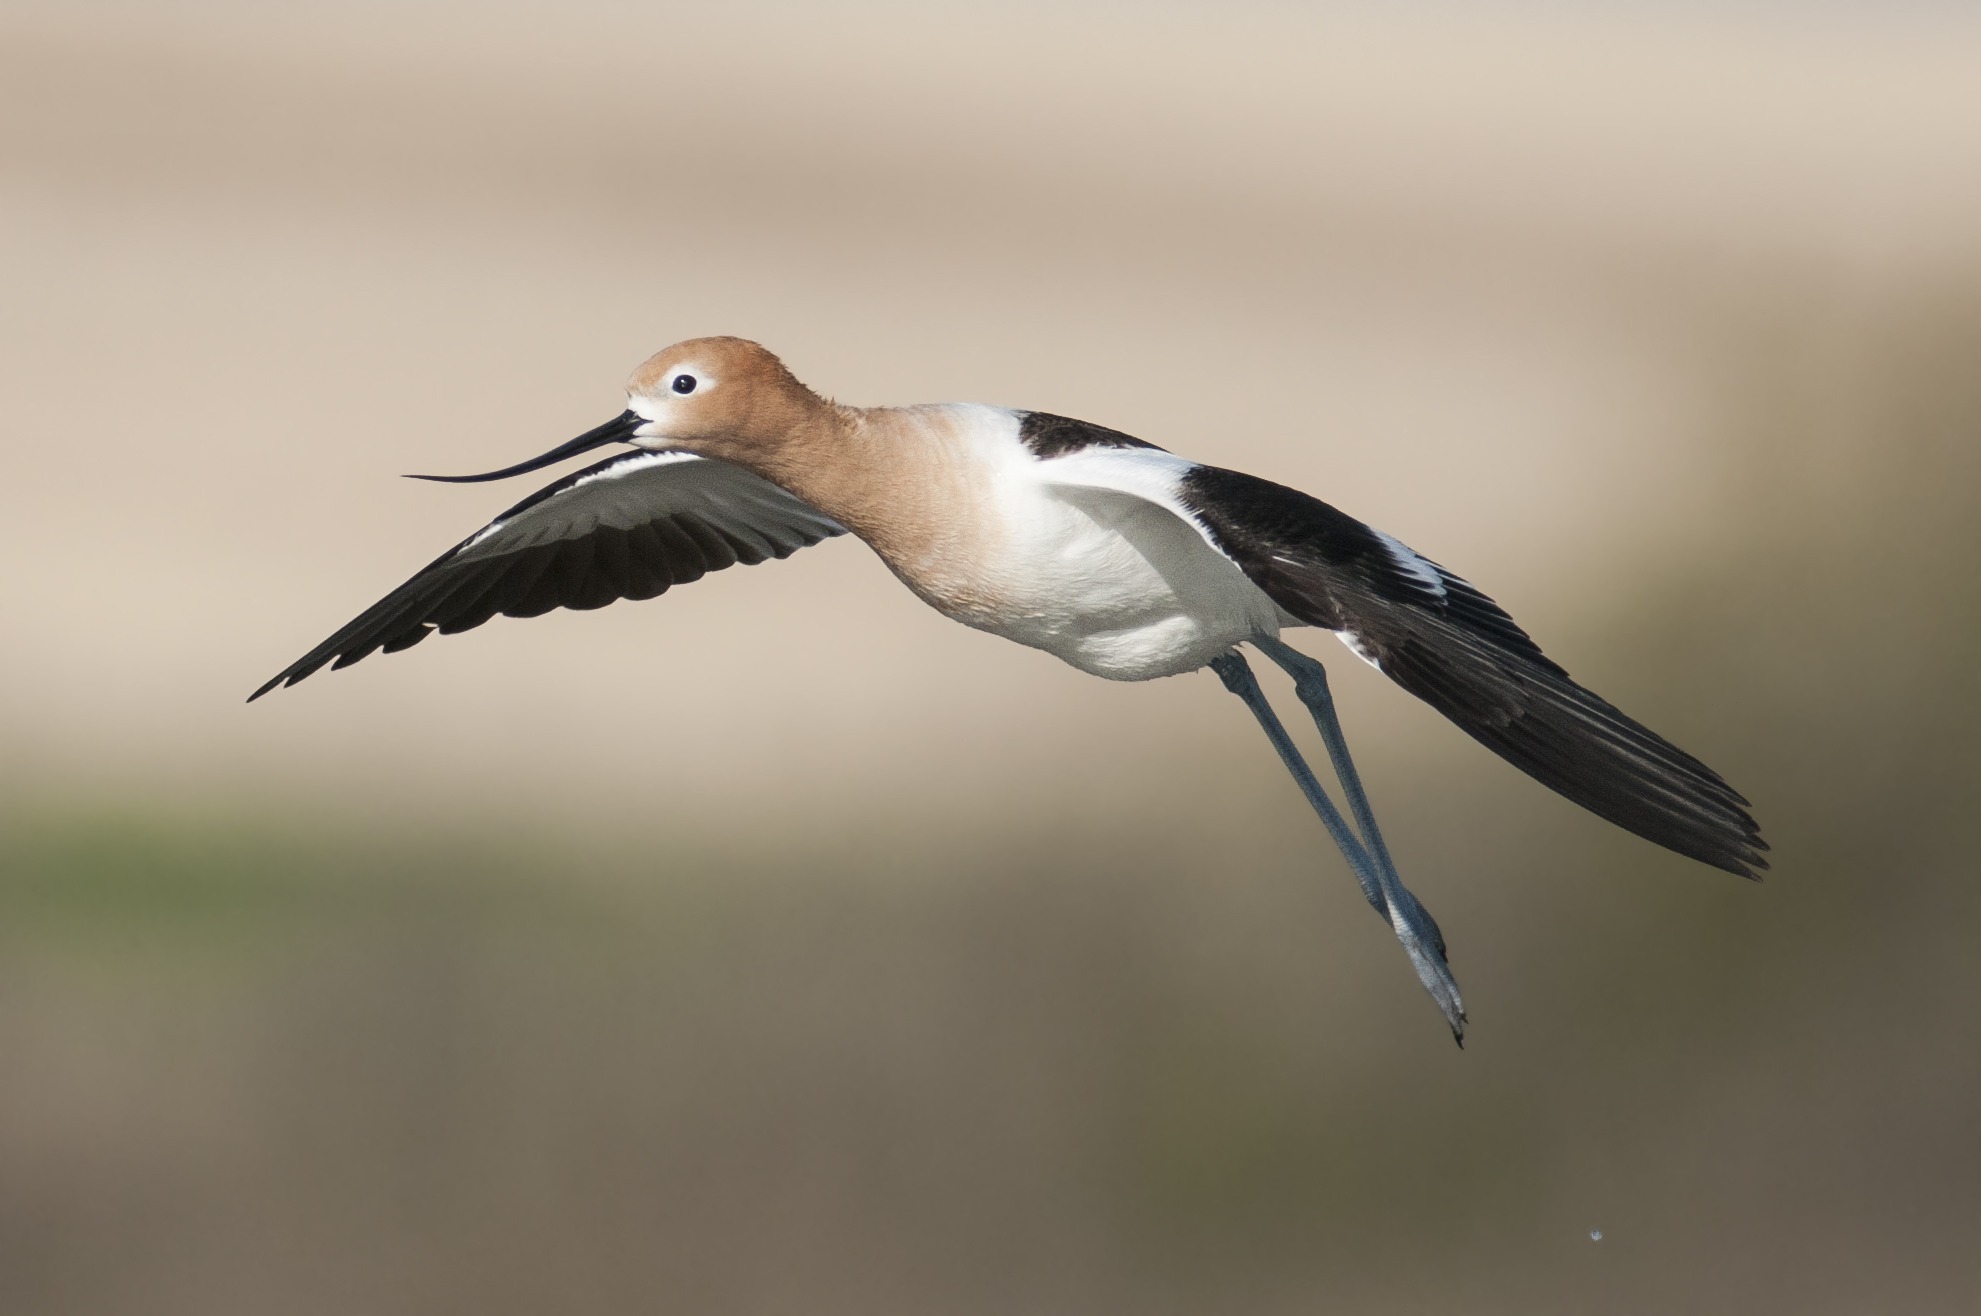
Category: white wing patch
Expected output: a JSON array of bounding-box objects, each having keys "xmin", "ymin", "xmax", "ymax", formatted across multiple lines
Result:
[
  {"xmin": 1372, "ymin": 528, "xmax": 1447, "ymax": 600},
  {"xmin": 1336, "ymin": 628, "xmax": 1384, "ymax": 672},
  {"xmin": 461, "ymin": 517, "xmax": 512, "ymax": 552},
  {"xmin": 459, "ymin": 450, "xmax": 705, "ymax": 551},
  {"xmin": 993, "ymin": 445, "xmax": 1286, "ymax": 680},
  {"xmin": 1032, "ymin": 446, "xmax": 1203, "ymax": 522},
  {"xmin": 572, "ymin": 448, "xmax": 702, "ymax": 487}
]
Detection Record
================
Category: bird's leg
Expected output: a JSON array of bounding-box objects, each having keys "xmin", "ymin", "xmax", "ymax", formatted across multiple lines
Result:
[
  {"xmin": 1210, "ymin": 647, "xmax": 1466, "ymax": 1042},
  {"xmin": 1254, "ymin": 635, "xmax": 1449, "ymax": 956},
  {"xmin": 1207, "ymin": 652, "xmax": 1386, "ymax": 910},
  {"xmin": 1252, "ymin": 637, "xmax": 1405, "ymax": 894},
  {"xmin": 1248, "ymin": 635, "xmax": 1463, "ymax": 1035}
]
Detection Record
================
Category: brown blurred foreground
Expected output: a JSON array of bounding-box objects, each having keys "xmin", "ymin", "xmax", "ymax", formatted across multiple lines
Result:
[{"xmin": 3, "ymin": 4, "xmax": 1981, "ymax": 1313}]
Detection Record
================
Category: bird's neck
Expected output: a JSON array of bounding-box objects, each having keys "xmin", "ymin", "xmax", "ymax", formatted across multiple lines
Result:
[{"xmin": 742, "ymin": 403, "xmax": 1000, "ymax": 584}]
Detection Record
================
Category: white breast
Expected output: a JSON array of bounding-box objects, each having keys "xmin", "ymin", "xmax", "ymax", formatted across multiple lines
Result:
[{"xmin": 912, "ymin": 407, "xmax": 1283, "ymax": 681}]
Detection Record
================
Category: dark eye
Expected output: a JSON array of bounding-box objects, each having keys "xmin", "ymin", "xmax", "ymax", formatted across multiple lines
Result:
[{"xmin": 671, "ymin": 374, "xmax": 697, "ymax": 395}]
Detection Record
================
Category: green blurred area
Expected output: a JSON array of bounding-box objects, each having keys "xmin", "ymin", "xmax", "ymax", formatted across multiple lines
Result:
[{"xmin": 6, "ymin": 5, "xmax": 1981, "ymax": 1313}]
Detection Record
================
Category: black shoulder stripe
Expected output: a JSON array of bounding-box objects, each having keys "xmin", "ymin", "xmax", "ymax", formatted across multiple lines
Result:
[
  {"xmin": 1177, "ymin": 465, "xmax": 1423, "ymax": 624},
  {"xmin": 1017, "ymin": 412, "xmax": 1166, "ymax": 459},
  {"xmin": 1178, "ymin": 464, "xmax": 1559, "ymax": 670}
]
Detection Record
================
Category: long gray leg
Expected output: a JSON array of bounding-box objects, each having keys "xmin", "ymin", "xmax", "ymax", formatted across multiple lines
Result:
[
  {"xmin": 1248, "ymin": 636, "xmax": 1463, "ymax": 1036},
  {"xmin": 1209, "ymin": 649, "xmax": 1466, "ymax": 1043},
  {"xmin": 1208, "ymin": 652, "xmax": 1386, "ymax": 906},
  {"xmin": 1253, "ymin": 635, "xmax": 1449, "ymax": 956},
  {"xmin": 1253, "ymin": 638, "xmax": 1406, "ymax": 894}
]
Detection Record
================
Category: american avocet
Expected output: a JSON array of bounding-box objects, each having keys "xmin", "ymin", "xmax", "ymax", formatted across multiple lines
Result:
[{"xmin": 252, "ymin": 337, "xmax": 1767, "ymax": 1041}]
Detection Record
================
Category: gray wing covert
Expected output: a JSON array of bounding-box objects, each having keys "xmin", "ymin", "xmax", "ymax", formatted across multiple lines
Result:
[{"xmin": 250, "ymin": 451, "xmax": 844, "ymax": 700}]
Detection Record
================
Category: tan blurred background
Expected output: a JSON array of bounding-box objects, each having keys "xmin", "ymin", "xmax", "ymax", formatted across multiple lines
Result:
[{"xmin": 3, "ymin": 1, "xmax": 1980, "ymax": 1311}]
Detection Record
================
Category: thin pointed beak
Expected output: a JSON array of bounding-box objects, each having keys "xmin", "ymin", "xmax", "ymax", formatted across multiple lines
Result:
[{"xmin": 406, "ymin": 410, "xmax": 644, "ymax": 483}]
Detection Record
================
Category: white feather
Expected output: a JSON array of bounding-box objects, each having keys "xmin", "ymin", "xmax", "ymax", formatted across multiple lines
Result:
[
  {"xmin": 931, "ymin": 418, "xmax": 1284, "ymax": 681},
  {"xmin": 1372, "ymin": 528, "xmax": 1446, "ymax": 599}
]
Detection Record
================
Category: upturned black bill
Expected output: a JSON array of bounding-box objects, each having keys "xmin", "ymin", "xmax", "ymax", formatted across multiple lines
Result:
[{"xmin": 406, "ymin": 410, "xmax": 644, "ymax": 483}]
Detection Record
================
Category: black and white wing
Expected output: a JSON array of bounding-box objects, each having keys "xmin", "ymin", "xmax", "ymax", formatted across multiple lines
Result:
[
  {"xmin": 250, "ymin": 451, "xmax": 844, "ymax": 700},
  {"xmin": 1174, "ymin": 464, "xmax": 1768, "ymax": 877},
  {"xmin": 1042, "ymin": 445, "xmax": 1768, "ymax": 878}
]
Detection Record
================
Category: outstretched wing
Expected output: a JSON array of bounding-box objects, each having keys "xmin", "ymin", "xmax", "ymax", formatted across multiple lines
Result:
[
  {"xmin": 1041, "ymin": 448, "xmax": 1768, "ymax": 878},
  {"xmin": 1176, "ymin": 464, "xmax": 1768, "ymax": 877},
  {"xmin": 250, "ymin": 451, "xmax": 844, "ymax": 700}
]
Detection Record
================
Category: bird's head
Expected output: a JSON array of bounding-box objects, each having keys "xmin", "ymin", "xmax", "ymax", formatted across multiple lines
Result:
[
  {"xmin": 622, "ymin": 337, "xmax": 822, "ymax": 458},
  {"xmin": 411, "ymin": 337, "xmax": 826, "ymax": 486}
]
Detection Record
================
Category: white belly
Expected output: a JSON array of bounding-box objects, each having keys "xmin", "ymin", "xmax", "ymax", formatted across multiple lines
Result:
[
  {"xmin": 943, "ymin": 473, "xmax": 1283, "ymax": 682},
  {"xmin": 840, "ymin": 404, "xmax": 1287, "ymax": 682}
]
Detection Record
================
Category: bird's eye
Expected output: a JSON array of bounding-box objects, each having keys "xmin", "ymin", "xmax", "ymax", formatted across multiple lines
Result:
[{"xmin": 671, "ymin": 374, "xmax": 697, "ymax": 395}]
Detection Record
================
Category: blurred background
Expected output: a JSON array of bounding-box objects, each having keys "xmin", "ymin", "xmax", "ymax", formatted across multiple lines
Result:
[{"xmin": 3, "ymin": 1, "xmax": 1979, "ymax": 1311}]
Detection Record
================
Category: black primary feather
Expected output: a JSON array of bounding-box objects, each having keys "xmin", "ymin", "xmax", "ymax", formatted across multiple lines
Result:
[
  {"xmin": 1179, "ymin": 464, "xmax": 1768, "ymax": 877},
  {"xmin": 250, "ymin": 452, "xmax": 844, "ymax": 701}
]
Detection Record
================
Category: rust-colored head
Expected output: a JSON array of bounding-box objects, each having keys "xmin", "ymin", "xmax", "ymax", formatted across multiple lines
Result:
[
  {"xmin": 407, "ymin": 338, "xmax": 839, "ymax": 493},
  {"xmin": 624, "ymin": 337, "xmax": 829, "ymax": 462}
]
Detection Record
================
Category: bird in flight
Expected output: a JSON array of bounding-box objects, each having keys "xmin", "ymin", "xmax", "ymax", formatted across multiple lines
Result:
[{"xmin": 252, "ymin": 337, "xmax": 1767, "ymax": 1041}]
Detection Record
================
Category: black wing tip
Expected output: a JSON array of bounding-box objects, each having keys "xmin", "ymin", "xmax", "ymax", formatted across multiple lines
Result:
[
  {"xmin": 246, "ymin": 667, "xmax": 308, "ymax": 703},
  {"xmin": 249, "ymin": 647, "xmax": 353, "ymax": 703},
  {"xmin": 1744, "ymin": 833, "xmax": 1772, "ymax": 879},
  {"xmin": 1723, "ymin": 846, "xmax": 1771, "ymax": 882},
  {"xmin": 1683, "ymin": 824, "xmax": 1769, "ymax": 880}
]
